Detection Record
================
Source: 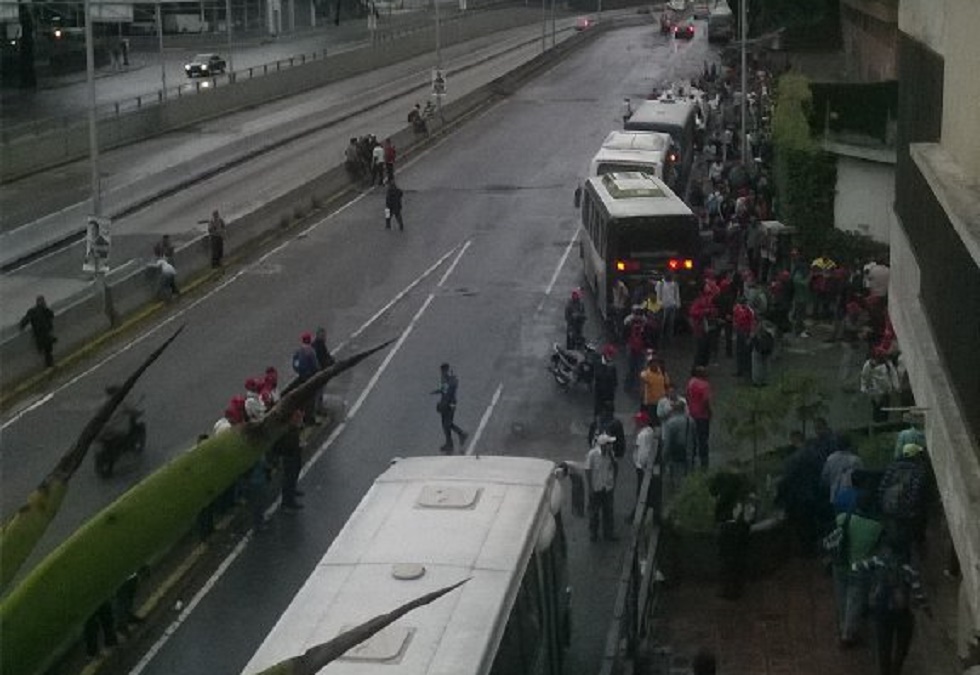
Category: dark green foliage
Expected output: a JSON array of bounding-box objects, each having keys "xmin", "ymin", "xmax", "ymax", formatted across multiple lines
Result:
[{"xmin": 772, "ymin": 73, "xmax": 839, "ymax": 257}]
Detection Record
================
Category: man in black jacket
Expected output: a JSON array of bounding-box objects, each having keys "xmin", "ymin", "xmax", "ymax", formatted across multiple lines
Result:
[
  {"xmin": 385, "ymin": 181, "xmax": 405, "ymax": 231},
  {"xmin": 20, "ymin": 295, "xmax": 55, "ymax": 367}
]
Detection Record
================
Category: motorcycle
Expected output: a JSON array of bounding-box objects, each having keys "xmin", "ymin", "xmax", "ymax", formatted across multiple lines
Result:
[
  {"xmin": 549, "ymin": 342, "xmax": 598, "ymax": 391},
  {"xmin": 94, "ymin": 402, "xmax": 147, "ymax": 478}
]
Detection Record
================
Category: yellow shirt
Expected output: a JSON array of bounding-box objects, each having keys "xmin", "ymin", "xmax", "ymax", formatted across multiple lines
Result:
[{"xmin": 640, "ymin": 368, "xmax": 670, "ymax": 406}]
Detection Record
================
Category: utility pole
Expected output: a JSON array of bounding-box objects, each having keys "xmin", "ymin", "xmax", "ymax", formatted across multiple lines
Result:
[
  {"xmin": 156, "ymin": 2, "xmax": 167, "ymax": 98},
  {"xmin": 739, "ymin": 0, "xmax": 748, "ymax": 163},
  {"xmin": 84, "ymin": 0, "xmax": 116, "ymax": 325},
  {"xmin": 225, "ymin": 0, "xmax": 234, "ymax": 74}
]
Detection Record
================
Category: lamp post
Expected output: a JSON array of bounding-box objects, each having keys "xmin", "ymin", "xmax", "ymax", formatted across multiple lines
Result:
[
  {"xmin": 739, "ymin": 0, "xmax": 748, "ymax": 163},
  {"xmin": 84, "ymin": 0, "xmax": 116, "ymax": 324},
  {"xmin": 225, "ymin": 0, "xmax": 234, "ymax": 74},
  {"xmin": 156, "ymin": 2, "xmax": 166, "ymax": 99}
]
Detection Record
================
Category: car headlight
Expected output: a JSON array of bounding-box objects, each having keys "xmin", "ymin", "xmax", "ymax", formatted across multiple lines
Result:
[
  {"xmin": 184, "ymin": 65, "xmax": 190, "ymax": 70},
  {"xmin": 201, "ymin": 64, "xmax": 208, "ymax": 70}
]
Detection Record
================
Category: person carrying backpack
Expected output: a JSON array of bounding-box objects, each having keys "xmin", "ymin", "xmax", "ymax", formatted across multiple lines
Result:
[
  {"xmin": 853, "ymin": 538, "xmax": 930, "ymax": 675},
  {"xmin": 824, "ymin": 488, "xmax": 883, "ymax": 648},
  {"xmin": 877, "ymin": 443, "xmax": 931, "ymax": 555}
]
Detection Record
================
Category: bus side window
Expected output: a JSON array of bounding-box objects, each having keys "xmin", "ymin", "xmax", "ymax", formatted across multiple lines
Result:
[
  {"xmin": 490, "ymin": 556, "xmax": 544, "ymax": 675},
  {"xmin": 596, "ymin": 211, "xmax": 606, "ymax": 259}
]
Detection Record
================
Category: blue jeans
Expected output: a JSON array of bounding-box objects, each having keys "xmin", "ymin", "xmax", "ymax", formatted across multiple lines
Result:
[
  {"xmin": 833, "ymin": 565, "xmax": 871, "ymax": 640},
  {"xmin": 694, "ymin": 418, "xmax": 710, "ymax": 469}
]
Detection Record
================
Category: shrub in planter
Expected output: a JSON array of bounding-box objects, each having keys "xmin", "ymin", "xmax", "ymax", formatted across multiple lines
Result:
[{"xmin": 663, "ymin": 468, "xmax": 791, "ymax": 584}]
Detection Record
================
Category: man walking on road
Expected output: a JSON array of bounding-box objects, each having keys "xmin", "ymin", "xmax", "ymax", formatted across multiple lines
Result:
[
  {"xmin": 206, "ymin": 209, "xmax": 227, "ymax": 268},
  {"xmin": 19, "ymin": 295, "xmax": 56, "ymax": 367},
  {"xmin": 385, "ymin": 181, "xmax": 405, "ymax": 231},
  {"xmin": 432, "ymin": 363, "xmax": 468, "ymax": 454}
]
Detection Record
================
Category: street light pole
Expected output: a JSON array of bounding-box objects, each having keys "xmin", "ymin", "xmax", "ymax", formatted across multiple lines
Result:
[
  {"xmin": 225, "ymin": 0, "xmax": 234, "ymax": 74},
  {"xmin": 156, "ymin": 2, "xmax": 167, "ymax": 99},
  {"xmin": 84, "ymin": 0, "xmax": 100, "ymax": 217},
  {"xmin": 541, "ymin": 0, "xmax": 545, "ymax": 52},
  {"xmin": 84, "ymin": 0, "xmax": 116, "ymax": 324},
  {"xmin": 435, "ymin": 0, "xmax": 442, "ymax": 70},
  {"xmin": 739, "ymin": 0, "xmax": 748, "ymax": 163}
]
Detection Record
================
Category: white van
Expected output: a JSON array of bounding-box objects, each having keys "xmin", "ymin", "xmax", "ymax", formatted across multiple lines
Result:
[{"xmin": 589, "ymin": 130, "xmax": 678, "ymax": 186}]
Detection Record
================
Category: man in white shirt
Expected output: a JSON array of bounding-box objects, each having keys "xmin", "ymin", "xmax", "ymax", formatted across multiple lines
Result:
[
  {"xmin": 586, "ymin": 433, "xmax": 618, "ymax": 542},
  {"xmin": 630, "ymin": 411, "xmax": 659, "ymax": 521}
]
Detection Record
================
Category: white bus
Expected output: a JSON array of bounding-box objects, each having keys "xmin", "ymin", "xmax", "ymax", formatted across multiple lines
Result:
[
  {"xmin": 707, "ymin": 0, "xmax": 734, "ymax": 43},
  {"xmin": 242, "ymin": 455, "xmax": 569, "ymax": 675},
  {"xmin": 589, "ymin": 130, "xmax": 680, "ymax": 189},
  {"xmin": 579, "ymin": 172, "xmax": 701, "ymax": 318},
  {"xmin": 624, "ymin": 97, "xmax": 697, "ymax": 191}
]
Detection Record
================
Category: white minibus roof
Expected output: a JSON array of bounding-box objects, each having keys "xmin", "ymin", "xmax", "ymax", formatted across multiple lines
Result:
[
  {"xmin": 242, "ymin": 455, "xmax": 558, "ymax": 675},
  {"xmin": 590, "ymin": 131, "xmax": 673, "ymax": 178},
  {"xmin": 625, "ymin": 98, "xmax": 696, "ymax": 132},
  {"xmin": 588, "ymin": 172, "xmax": 693, "ymax": 219}
]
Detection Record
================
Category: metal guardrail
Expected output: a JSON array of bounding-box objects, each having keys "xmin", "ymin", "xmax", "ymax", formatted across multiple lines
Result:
[
  {"xmin": 0, "ymin": 0, "xmax": 522, "ymax": 144},
  {"xmin": 597, "ymin": 468, "xmax": 663, "ymax": 675}
]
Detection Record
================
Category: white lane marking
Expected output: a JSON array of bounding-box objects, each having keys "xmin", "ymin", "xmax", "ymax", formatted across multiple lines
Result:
[
  {"xmin": 347, "ymin": 293, "xmax": 434, "ymax": 420},
  {"xmin": 437, "ymin": 240, "xmax": 471, "ymax": 288},
  {"xmin": 465, "ymin": 383, "xmax": 503, "ymax": 456},
  {"xmin": 538, "ymin": 229, "xmax": 580, "ymax": 312},
  {"xmin": 345, "ymin": 245, "xmax": 459, "ymax": 343},
  {"xmin": 129, "ymin": 533, "xmax": 252, "ymax": 675}
]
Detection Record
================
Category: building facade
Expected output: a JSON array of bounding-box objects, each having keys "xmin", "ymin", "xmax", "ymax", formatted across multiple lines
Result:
[{"xmin": 892, "ymin": 0, "xmax": 980, "ymax": 662}]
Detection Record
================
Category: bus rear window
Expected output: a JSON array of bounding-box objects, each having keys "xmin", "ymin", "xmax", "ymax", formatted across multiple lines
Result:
[
  {"xmin": 615, "ymin": 216, "xmax": 699, "ymax": 257},
  {"xmin": 597, "ymin": 162, "xmax": 660, "ymax": 177}
]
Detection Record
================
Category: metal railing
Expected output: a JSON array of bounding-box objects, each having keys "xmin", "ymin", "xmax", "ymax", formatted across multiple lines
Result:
[
  {"xmin": 0, "ymin": 0, "xmax": 523, "ymax": 145},
  {"xmin": 597, "ymin": 468, "xmax": 663, "ymax": 675}
]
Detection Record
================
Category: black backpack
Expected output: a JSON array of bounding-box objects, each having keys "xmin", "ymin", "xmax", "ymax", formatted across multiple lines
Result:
[
  {"xmin": 755, "ymin": 328, "xmax": 775, "ymax": 356},
  {"xmin": 879, "ymin": 461, "xmax": 920, "ymax": 518}
]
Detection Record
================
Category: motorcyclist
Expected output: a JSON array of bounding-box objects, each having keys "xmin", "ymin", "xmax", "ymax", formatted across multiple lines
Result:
[
  {"xmin": 100, "ymin": 386, "xmax": 141, "ymax": 445},
  {"xmin": 565, "ymin": 289, "xmax": 587, "ymax": 350}
]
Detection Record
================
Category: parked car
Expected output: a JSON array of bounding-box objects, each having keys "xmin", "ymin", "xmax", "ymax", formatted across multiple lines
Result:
[{"xmin": 184, "ymin": 53, "xmax": 227, "ymax": 78}]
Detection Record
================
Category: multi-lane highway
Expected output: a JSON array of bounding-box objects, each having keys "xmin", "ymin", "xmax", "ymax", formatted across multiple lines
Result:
[{"xmin": 0, "ymin": 19, "xmax": 715, "ymax": 675}]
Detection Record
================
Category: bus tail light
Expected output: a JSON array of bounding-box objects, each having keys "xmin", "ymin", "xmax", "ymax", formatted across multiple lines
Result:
[
  {"xmin": 615, "ymin": 259, "xmax": 641, "ymax": 273},
  {"xmin": 667, "ymin": 258, "xmax": 694, "ymax": 271}
]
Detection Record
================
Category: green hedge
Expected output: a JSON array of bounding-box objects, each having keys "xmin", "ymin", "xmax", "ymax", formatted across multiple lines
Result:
[{"xmin": 772, "ymin": 73, "xmax": 838, "ymax": 257}]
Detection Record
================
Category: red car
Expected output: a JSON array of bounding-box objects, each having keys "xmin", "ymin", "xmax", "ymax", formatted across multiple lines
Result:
[
  {"xmin": 575, "ymin": 16, "xmax": 595, "ymax": 31},
  {"xmin": 673, "ymin": 22, "xmax": 695, "ymax": 40}
]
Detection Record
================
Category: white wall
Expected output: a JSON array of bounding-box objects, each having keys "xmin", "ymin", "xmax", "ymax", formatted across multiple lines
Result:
[
  {"xmin": 898, "ymin": 0, "xmax": 947, "ymax": 56},
  {"xmin": 941, "ymin": 0, "xmax": 980, "ymax": 179},
  {"xmin": 834, "ymin": 155, "xmax": 895, "ymax": 244}
]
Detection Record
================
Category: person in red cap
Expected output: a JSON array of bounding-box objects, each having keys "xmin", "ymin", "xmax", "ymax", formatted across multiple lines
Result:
[
  {"xmin": 244, "ymin": 377, "xmax": 266, "ymax": 422},
  {"xmin": 261, "ymin": 367, "xmax": 280, "ymax": 409},
  {"xmin": 593, "ymin": 344, "xmax": 619, "ymax": 417}
]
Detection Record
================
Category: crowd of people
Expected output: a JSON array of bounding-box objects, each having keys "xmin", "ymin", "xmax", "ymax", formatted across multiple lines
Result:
[
  {"xmin": 344, "ymin": 135, "xmax": 398, "ymax": 187},
  {"xmin": 570, "ymin": 55, "xmax": 945, "ymax": 675},
  {"xmin": 778, "ymin": 413, "xmax": 938, "ymax": 674},
  {"xmin": 203, "ymin": 327, "xmax": 335, "ymax": 529}
]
